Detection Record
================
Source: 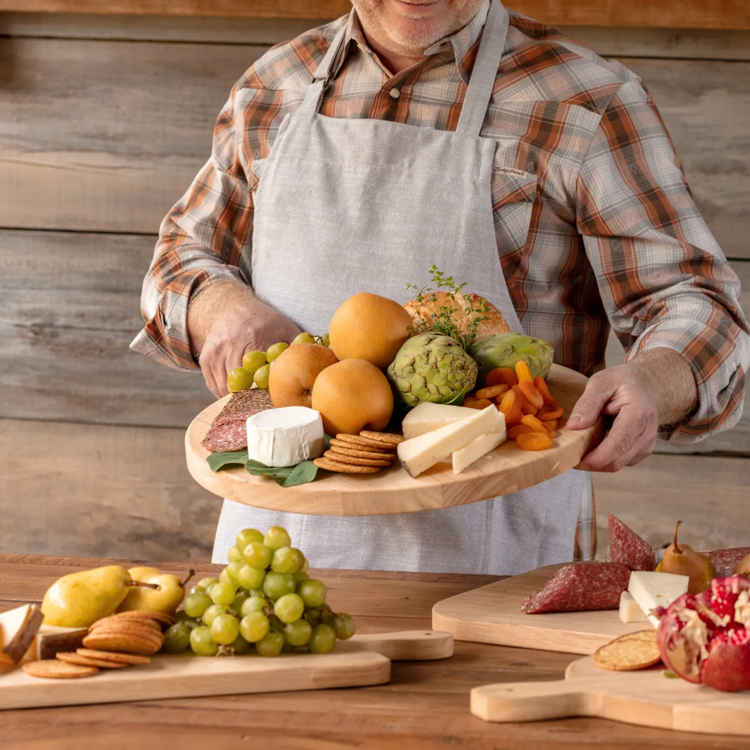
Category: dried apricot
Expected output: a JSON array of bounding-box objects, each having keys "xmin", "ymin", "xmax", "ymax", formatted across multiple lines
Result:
[
  {"xmin": 518, "ymin": 380, "xmax": 544, "ymax": 410},
  {"xmin": 476, "ymin": 384, "xmax": 509, "ymax": 401},
  {"xmin": 464, "ymin": 396, "xmax": 493, "ymax": 410},
  {"xmin": 521, "ymin": 414, "xmax": 554, "ymax": 437},
  {"xmin": 486, "ymin": 368, "xmax": 518, "ymax": 388},
  {"xmin": 537, "ymin": 404, "xmax": 564, "ymax": 421},
  {"xmin": 498, "ymin": 388, "xmax": 522, "ymax": 424},
  {"xmin": 533, "ymin": 376, "xmax": 556, "ymax": 405},
  {"xmin": 515, "ymin": 361, "xmax": 533, "ymax": 383},
  {"xmin": 516, "ymin": 432, "xmax": 552, "ymax": 451},
  {"xmin": 507, "ymin": 424, "xmax": 536, "ymax": 439}
]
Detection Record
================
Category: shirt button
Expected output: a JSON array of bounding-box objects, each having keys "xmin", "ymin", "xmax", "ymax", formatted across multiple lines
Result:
[{"xmin": 389, "ymin": 88, "xmax": 401, "ymax": 99}]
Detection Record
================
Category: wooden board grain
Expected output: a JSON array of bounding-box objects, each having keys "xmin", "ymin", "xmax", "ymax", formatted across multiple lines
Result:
[
  {"xmin": 471, "ymin": 656, "xmax": 750, "ymax": 735},
  {"xmin": 186, "ymin": 365, "xmax": 600, "ymax": 516},
  {"xmin": 432, "ymin": 564, "xmax": 644, "ymax": 655}
]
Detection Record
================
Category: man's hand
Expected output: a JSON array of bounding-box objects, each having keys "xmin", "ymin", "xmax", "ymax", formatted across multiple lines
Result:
[
  {"xmin": 187, "ymin": 281, "xmax": 301, "ymax": 398},
  {"xmin": 568, "ymin": 348, "xmax": 698, "ymax": 473}
]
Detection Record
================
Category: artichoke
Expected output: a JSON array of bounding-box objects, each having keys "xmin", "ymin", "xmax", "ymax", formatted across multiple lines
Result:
[
  {"xmin": 387, "ymin": 334, "xmax": 478, "ymax": 408},
  {"xmin": 469, "ymin": 333, "xmax": 553, "ymax": 388}
]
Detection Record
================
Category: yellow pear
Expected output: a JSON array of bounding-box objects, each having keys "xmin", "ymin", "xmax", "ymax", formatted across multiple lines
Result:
[{"xmin": 117, "ymin": 568, "xmax": 192, "ymax": 615}]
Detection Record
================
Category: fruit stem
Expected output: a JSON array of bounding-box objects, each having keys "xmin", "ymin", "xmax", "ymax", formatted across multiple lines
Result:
[
  {"xmin": 130, "ymin": 581, "xmax": 159, "ymax": 589},
  {"xmin": 673, "ymin": 520, "xmax": 683, "ymax": 556},
  {"xmin": 179, "ymin": 569, "xmax": 195, "ymax": 589}
]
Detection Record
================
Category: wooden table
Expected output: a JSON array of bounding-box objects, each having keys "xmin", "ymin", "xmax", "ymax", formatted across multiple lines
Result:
[{"xmin": 1, "ymin": 554, "xmax": 749, "ymax": 749}]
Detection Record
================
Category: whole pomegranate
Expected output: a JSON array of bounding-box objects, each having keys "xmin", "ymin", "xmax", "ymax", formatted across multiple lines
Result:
[{"xmin": 656, "ymin": 576, "xmax": 750, "ymax": 692}]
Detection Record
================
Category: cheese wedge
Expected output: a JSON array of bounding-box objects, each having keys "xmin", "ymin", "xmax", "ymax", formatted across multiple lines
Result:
[
  {"xmin": 618, "ymin": 591, "xmax": 647, "ymax": 623},
  {"xmin": 32, "ymin": 625, "xmax": 88, "ymax": 661},
  {"xmin": 452, "ymin": 422, "xmax": 506, "ymax": 474},
  {"xmin": 397, "ymin": 405, "xmax": 505, "ymax": 478},
  {"xmin": 246, "ymin": 406, "xmax": 325, "ymax": 467},
  {"xmin": 0, "ymin": 605, "xmax": 35, "ymax": 665},
  {"xmin": 628, "ymin": 571, "xmax": 689, "ymax": 627},
  {"xmin": 402, "ymin": 402, "xmax": 479, "ymax": 440}
]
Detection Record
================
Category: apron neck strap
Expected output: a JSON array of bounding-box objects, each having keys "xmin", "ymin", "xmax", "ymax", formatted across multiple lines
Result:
[
  {"xmin": 456, "ymin": 0, "xmax": 509, "ymax": 137},
  {"xmin": 299, "ymin": 20, "xmax": 351, "ymax": 114}
]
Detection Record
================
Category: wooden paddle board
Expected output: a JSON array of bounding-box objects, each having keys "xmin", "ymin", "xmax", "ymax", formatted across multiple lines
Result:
[
  {"xmin": 471, "ymin": 655, "xmax": 750, "ymax": 736},
  {"xmin": 186, "ymin": 364, "xmax": 601, "ymax": 516},
  {"xmin": 0, "ymin": 630, "xmax": 452, "ymax": 711},
  {"xmin": 432, "ymin": 564, "xmax": 645, "ymax": 655}
]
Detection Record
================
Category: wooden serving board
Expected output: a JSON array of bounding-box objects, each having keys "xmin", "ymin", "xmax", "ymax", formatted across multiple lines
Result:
[
  {"xmin": 471, "ymin": 655, "xmax": 750, "ymax": 736},
  {"xmin": 432, "ymin": 564, "xmax": 646, "ymax": 655},
  {"xmin": 0, "ymin": 630, "xmax": 452, "ymax": 711},
  {"xmin": 186, "ymin": 364, "xmax": 601, "ymax": 516}
]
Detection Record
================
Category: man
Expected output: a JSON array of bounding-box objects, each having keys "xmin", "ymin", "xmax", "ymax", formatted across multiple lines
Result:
[{"xmin": 132, "ymin": 0, "xmax": 749, "ymax": 574}]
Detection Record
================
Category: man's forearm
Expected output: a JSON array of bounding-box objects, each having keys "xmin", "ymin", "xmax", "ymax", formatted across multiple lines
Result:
[{"xmin": 629, "ymin": 348, "xmax": 698, "ymax": 429}]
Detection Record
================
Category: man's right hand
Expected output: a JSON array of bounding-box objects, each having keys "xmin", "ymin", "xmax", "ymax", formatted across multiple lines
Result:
[{"xmin": 187, "ymin": 281, "xmax": 301, "ymax": 398}]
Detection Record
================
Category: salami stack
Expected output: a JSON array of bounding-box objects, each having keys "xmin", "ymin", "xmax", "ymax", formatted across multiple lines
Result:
[
  {"xmin": 608, "ymin": 513, "xmax": 655, "ymax": 571},
  {"xmin": 705, "ymin": 547, "xmax": 750, "ymax": 578},
  {"xmin": 202, "ymin": 390, "xmax": 273, "ymax": 452}
]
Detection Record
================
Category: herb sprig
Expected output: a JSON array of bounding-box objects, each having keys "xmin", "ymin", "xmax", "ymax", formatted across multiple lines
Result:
[{"xmin": 406, "ymin": 265, "xmax": 490, "ymax": 350}]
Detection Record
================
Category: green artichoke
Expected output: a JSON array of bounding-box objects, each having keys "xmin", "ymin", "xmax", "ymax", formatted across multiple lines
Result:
[
  {"xmin": 469, "ymin": 333, "xmax": 554, "ymax": 388},
  {"xmin": 387, "ymin": 334, "xmax": 478, "ymax": 408}
]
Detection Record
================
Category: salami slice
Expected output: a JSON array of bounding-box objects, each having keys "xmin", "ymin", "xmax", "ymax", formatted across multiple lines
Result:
[
  {"xmin": 704, "ymin": 548, "xmax": 750, "ymax": 578},
  {"xmin": 202, "ymin": 389, "xmax": 274, "ymax": 452},
  {"xmin": 521, "ymin": 563, "xmax": 631, "ymax": 614},
  {"xmin": 203, "ymin": 419, "xmax": 249, "ymax": 453},
  {"xmin": 608, "ymin": 513, "xmax": 655, "ymax": 571}
]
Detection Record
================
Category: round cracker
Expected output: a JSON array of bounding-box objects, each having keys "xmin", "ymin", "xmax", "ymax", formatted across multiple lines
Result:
[
  {"xmin": 324, "ymin": 450, "xmax": 392, "ymax": 467},
  {"xmin": 328, "ymin": 444, "xmax": 396, "ymax": 460},
  {"xmin": 593, "ymin": 630, "xmax": 661, "ymax": 672},
  {"xmin": 313, "ymin": 457, "xmax": 381, "ymax": 474},
  {"xmin": 57, "ymin": 651, "xmax": 129, "ymax": 669},
  {"xmin": 330, "ymin": 437, "xmax": 395, "ymax": 453},
  {"xmin": 109, "ymin": 610, "xmax": 175, "ymax": 627},
  {"xmin": 359, "ymin": 431, "xmax": 404, "ymax": 445},
  {"xmin": 77, "ymin": 648, "xmax": 151, "ymax": 665},
  {"xmin": 83, "ymin": 631, "xmax": 163, "ymax": 655},
  {"xmin": 89, "ymin": 617, "xmax": 163, "ymax": 635},
  {"xmin": 23, "ymin": 660, "xmax": 98, "ymax": 679}
]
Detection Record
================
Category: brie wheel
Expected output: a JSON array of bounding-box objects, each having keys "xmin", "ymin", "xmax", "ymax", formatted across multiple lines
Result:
[{"xmin": 246, "ymin": 406, "xmax": 325, "ymax": 467}]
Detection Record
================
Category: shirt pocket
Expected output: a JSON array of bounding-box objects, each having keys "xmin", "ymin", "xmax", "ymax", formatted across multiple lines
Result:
[{"xmin": 490, "ymin": 159, "xmax": 539, "ymax": 262}]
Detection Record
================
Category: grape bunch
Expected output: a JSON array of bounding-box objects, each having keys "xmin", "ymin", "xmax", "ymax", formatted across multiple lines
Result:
[
  {"xmin": 162, "ymin": 526, "xmax": 355, "ymax": 657},
  {"xmin": 227, "ymin": 333, "xmax": 331, "ymax": 393}
]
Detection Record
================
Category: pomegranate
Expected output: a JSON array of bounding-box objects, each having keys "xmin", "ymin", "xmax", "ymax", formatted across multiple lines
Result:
[{"xmin": 656, "ymin": 576, "xmax": 750, "ymax": 692}]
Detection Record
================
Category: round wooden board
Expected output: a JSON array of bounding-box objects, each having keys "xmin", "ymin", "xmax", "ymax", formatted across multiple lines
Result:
[{"xmin": 185, "ymin": 364, "xmax": 601, "ymax": 516}]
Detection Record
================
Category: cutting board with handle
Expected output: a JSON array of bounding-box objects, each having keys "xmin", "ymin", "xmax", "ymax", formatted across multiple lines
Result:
[
  {"xmin": 0, "ymin": 630, "xmax": 452, "ymax": 711},
  {"xmin": 471, "ymin": 655, "xmax": 750, "ymax": 736},
  {"xmin": 432, "ymin": 563, "xmax": 646, "ymax": 655}
]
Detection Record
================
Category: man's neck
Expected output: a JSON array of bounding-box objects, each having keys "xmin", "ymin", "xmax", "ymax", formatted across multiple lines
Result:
[{"xmin": 361, "ymin": 30, "xmax": 424, "ymax": 75}]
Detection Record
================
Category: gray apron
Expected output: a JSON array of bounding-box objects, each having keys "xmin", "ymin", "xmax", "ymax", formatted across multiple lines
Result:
[{"xmin": 213, "ymin": 0, "xmax": 590, "ymax": 575}]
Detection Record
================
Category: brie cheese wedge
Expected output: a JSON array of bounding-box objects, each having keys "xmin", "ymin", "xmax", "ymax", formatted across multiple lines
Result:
[
  {"xmin": 246, "ymin": 406, "xmax": 325, "ymax": 467},
  {"xmin": 628, "ymin": 571, "xmax": 690, "ymax": 627}
]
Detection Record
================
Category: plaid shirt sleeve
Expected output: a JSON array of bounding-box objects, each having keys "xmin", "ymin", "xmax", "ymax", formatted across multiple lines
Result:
[
  {"xmin": 130, "ymin": 83, "xmax": 255, "ymax": 370},
  {"xmin": 576, "ymin": 78, "xmax": 750, "ymax": 442}
]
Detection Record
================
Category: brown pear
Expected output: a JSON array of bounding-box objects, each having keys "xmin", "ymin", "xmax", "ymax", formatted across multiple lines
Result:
[
  {"xmin": 660, "ymin": 521, "xmax": 715, "ymax": 594},
  {"xmin": 734, "ymin": 554, "xmax": 750, "ymax": 579}
]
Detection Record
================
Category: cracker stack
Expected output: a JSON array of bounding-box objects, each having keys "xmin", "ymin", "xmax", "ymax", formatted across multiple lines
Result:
[{"xmin": 314, "ymin": 431, "xmax": 404, "ymax": 474}]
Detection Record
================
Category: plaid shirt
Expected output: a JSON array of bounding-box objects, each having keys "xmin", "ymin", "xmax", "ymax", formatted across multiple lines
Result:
[{"xmin": 133, "ymin": 0, "xmax": 750, "ymax": 559}]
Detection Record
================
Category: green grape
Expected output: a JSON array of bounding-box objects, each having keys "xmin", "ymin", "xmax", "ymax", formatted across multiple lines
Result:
[
  {"xmin": 189, "ymin": 584, "xmax": 206, "ymax": 596},
  {"xmin": 274, "ymin": 593, "xmax": 305, "ymax": 624},
  {"xmin": 320, "ymin": 607, "xmax": 336, "ymax": 628},
  {"xmin": 219, "ymin": 568, "xmax": 233, "ymax": 587},
  {"xmin": 184, "ymin": 592, "xmax": 212, "ymax": 619},
  {"xmin": 190, "ymin": 626, "xmax": 219, "ymax": 656},
  {"xmin": 210, "ymin": 613, "xmax": 241, "ymax": 645},
  {"xmin": 238, "ymin": 564, "xmax": 266, "ymax": 590},
  {"xmin": 242, "ymin": 542, "xmax": 272, "ymax": 570},
  {"xmin": 333, "ymin": 613, "xmax": 356, "ymax": 640},
  {"xmin": 293, "ymin": 571, "xmax": 309, "ymax": 584},
  {"xmin": 242, "ymin": 350, "xmax": 267, "ymax": 374},
  {"xmin": 321, "ymin": 333, "xmax": 330, "ymax": 347},
  {"xmin": 241, "ymin": 596, "xmax": 268, "ymax": 617},
  {"xmin": 205, "ymin": 583, "xmax": 218, "ymax": 599},
  {"xmin": 255, "ymin": 630, "xmax": 284, "ymax": 657},
  {"xmin": 296, "ymin": 579, "xmax": 327, "ymax": 608},
  {"xmin": 291, "ymin": 332, "xmax": 316, "ymax": 346},
  {"xmin": 174, "ymin": 610, "xmax": 199, "ymax": 629},
  {"xmin": 266, "ymin": 342, "xmax": 289, "ymax": 363},
  {"xmin": 263, "ymin": 571, "xmax": 296, "ymax": 600},
  {"xmin": 227, "ymin": 367, "xmax": 254, "ymax": 393},
  {"xmin": 309, "ymin": 624, "xmax": 337, "ymax": 655},
  {"xmin": 230, "ymin": 590, "xmax": 249, "ymax": 613},
  {"xmin": 248, "ymin": 588, "xmax": 266, "ymax": 598},
  {"xmin": 301, "ymin": 557, "xmax": 310, "ymax": 573},
  {"xmin": 203, "ymin": 604, "xmax": 229, "ymax": 627},
  {"xmin": 161, "ymin": 622, "xmax": 191, "ymax": 654},
  {"xmin": 240, "ymin": 611, "xmax": 270, "ymax": 643},
  {"xmin": 227, "ymin": 545, "xmax": 243, "ymax": 563},
  {"xmin": 210, "ymin": 582, "xmax": 237, "ymax": 606},
  {"xmin": 264, "ymin": 526, "xmax": 292, "ymax": 551},
  {"xmin": 271, "ymin": 547, "xmax": 305, "ymax": 575},
  {"xmin": 304, "ymin": 608, "xmax": 321, "ymax": 628},
  {"xmin": 281, "ymin": 640, "xmax": 294, "ymax": 653},
  {"xmin": 230, "ymin": 634, "xmax": 251, "ymax": 655},
  {"xmin": 197, "ymin": 577, "xmax": 219, "ymax": 589},
  {"xmin": 236, "ymin": 528, "xmax": 264, "ymax": 552},
  {"xmin": 283, "ymin": 619, "xmax": 312, "ymax": 647},
  {"xmin": 253, "ymin": 364, "xmax": 271, "ymax": 390},
  {"xmin": 225, "ymin": 561, "xmax": 245, "ymax": 585}
]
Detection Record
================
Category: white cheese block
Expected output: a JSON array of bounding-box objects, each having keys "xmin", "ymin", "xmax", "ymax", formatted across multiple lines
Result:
[
  {"xmin": 246, "ymin": 406, "xmax": 324, "ymax": 468},
  {"xmin": 402, "ymin": 402, "xmax": 479, "ymax": 440},
  {"xmin": 32, "ymin": 624, "xmax": 88, "ymax": 661},
  {"xmin": 0, "ymin": 604, "xmax": 34, "ymax": 665},
  {"xmin": 619, "ymin": 591, "xmax": 648, "ymax": 623},
  {"xmin": 628, "ymin": 571, "xmax": 690, "ymax": 628},
  {"xmin": 397, "ymin": 405, "xmax": 505, "ymax": 478},
  {"xmin": 452, "ymin": 421, "xmax": 507, "ymax": 474}
]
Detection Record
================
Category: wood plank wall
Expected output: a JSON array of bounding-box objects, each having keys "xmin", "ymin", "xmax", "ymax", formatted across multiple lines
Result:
[{"xmin": 1, "ymin": 12, "xmax": 748, "ymax": 562}]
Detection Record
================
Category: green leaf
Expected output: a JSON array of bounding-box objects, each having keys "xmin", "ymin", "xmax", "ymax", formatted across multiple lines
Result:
[
  {"xmin": 445, "ymin": 386, "xmax": 469, "ymax": 406},
  {"xmin": 281, "ymin": 461, "xmax": 318, "ymax": 487},
  {"xmin": 244, "ymin": 458, "xmax": 319, "ymax": 487},
  {"xmin": 324, "ymin": 434, "xmax": 333, "ymax": 449},
  {"xmin": 207, "ymin": 450, "xmax": 249, "ymax": 472}
]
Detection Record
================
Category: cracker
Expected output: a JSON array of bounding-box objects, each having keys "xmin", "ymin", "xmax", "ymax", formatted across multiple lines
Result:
[
  {"xmin": 331, "ymin": 436, "xmax": 395, "ymax": 453},
  {"xmin": 57, "ymin": 651, "xmax": 129, "ymax": 669},
  {"xmin": 77, "ymin": 648, "xmax": 151, "ymax": 665},
  {"xmin": 359, "ymin": 431, "xmax": 404, "ymax": 445},
  {"xmin": 313, "ymin": 457, "xmax": 381, "ymax": 474},
  {"xmin": 593, "ymin": 630, "xmax": 661, "ymax": 671},
  {"xmin": 328, "ymin": 445, "xmax": 396, "ymax": 461},
  {"xmin": 89, "ymin": 617, "xmax": 163, "ymax": 635},
  {"xmin": 324, "ymin": 450, "xmax": 392, "ymax": 467},
  {"xmin": 23, "ymin": 660, "xmax": 98, "ymax": 679},
  {"xmin": 107, "ymin": 610, "xmax": 175, "ymax": 627},
  {"xmin": 83, "ymin": 631, "xmax": 163, "ymax": 655}
]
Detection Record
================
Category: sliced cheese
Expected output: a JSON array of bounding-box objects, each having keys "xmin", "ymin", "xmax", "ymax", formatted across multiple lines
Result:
[
  {"xmin": 32, "ymin": 624, "xmax": 88, "ymax": 661},
  {"xmin": 397, "ymin": 405, "xmax": 504, "ymax": 478},
  {"xmin": 402, "ymin": 402, "xmax": 479, "ymax": 440},
  {"xmin": 0, "ymin": 605, "xmax": 34, "ymax": 665},
  {"xmin": 628, "ymin": 571, "xmax": 689, "ymax": 628},
  {"xmin": 452, "ymin": 421, "xmax": 507, "ymax": 474},
  {"xmin": 246, "ymin": 406, "xmax": 324, "ymax": 468},
  {"xmin": 618, "ymin": 591, "xmax": 647, "ymax": 623}
]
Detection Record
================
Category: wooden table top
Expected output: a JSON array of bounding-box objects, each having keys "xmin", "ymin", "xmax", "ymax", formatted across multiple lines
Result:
[{"xmin": 1, "ymin": 554, "xmax": 749, "ymax": 749}]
